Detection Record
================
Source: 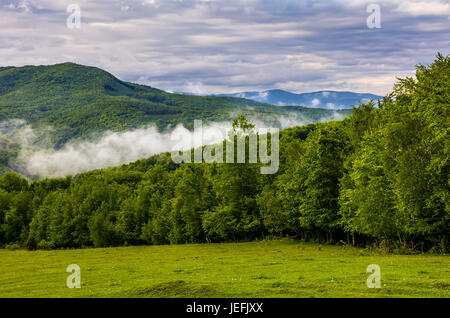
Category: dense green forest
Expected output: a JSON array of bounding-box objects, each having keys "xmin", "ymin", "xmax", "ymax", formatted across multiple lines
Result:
[
  {"xmin": 0, "ymin": 62, "xmax": 351, "ymax": 174},
  {"xmin": 0, "ymin": 54, "xmax": 448, "ymax": 252}
]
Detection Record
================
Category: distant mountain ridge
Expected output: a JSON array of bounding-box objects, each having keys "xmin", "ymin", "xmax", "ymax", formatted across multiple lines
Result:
[{"xmin": 214, "ymin": 89, "xmax": 383, "ymax": 109}]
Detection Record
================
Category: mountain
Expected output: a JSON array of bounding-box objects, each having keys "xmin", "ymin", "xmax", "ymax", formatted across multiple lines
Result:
[
  {"xmin": 216, "ymin": 89, "xmax": 383, "ymax": 109},
  {"xmin": 0, "ymin": 62, "xmax": 261, "ymax": 147},
  {"xmin": 0, "ymin": 63, "xmax": 353, "ymax": 175},
  {"xmin": 0, "ymin": 63, "xmax": 352, "ymax": 145}
]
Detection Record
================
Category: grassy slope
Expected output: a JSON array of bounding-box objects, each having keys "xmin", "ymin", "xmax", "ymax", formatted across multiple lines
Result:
[{"xmin": 0, "ymin": 240, "xmax": 448, "ymax": 298}]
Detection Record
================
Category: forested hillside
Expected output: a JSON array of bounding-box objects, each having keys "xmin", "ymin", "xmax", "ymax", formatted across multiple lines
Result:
[
  {"xmin": 0, "ymin": 54, "xmax": 448, "ymax": 252},
  {"xmin": 0, "ymin": 63, "xmax": 350, "ymax": 142},
  {"xmin": 0, "ymin": 62, "xmax": 351, "ymax": 175}
]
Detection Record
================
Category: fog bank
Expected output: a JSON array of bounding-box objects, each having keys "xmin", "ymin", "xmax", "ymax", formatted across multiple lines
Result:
[{"xmin": 1, "ymin": 111, "xmax": 346, "ymax": 179}]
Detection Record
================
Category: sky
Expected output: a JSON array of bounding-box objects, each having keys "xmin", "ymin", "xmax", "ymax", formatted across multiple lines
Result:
[{"xmin": 0, "ymin": 0, "xmax": 448, "ymax": 96}]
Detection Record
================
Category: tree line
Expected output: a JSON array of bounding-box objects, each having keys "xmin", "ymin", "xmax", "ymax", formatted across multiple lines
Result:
[{"xmin": 0, "ymin": 54, "xmax": 448, "ymax": 252}]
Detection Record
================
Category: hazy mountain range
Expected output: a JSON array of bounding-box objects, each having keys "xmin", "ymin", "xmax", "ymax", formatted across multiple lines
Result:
[{"xmin": 212, "ymin": 90, "xmax": 382, "ymax": 109}]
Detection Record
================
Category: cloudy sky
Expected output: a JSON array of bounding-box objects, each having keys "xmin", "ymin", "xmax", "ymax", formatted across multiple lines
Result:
[{"xmin": 0, "ymin": 0, "xmax": 448, "ymax": 95}]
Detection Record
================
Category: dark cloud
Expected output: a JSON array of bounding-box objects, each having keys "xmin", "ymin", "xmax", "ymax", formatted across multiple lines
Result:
[{"xmin": 0, "ymin": 0, "xmax": 448, "ymax": 95}]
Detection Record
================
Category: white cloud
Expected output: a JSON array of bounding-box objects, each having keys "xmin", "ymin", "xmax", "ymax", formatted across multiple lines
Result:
[
  {"xmin": 15, "ymin": 123, "xmax": 233, "ymax": 178},
  {"xmin": 394, "ymin": 0, "xmax": 449, "ymax": 16},
  {"xmin": 336, "ymin": 0, "xmax": 449, "ymax": 16},
  {"xmin": 311, "ymin": 99, "xmax": 320, "ymax": 107},
  {"xmin": 258, "ymin": 91, "xmax": 269, "ymax": 100}
]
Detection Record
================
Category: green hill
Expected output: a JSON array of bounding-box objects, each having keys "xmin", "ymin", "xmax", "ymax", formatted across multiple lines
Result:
[
  {"xmin": 0, "ymin": 62, "xmax": 352, "ymax": 174},
  {"xmin": 0, "ymin": 62, "xmax": 351, "ymax": 146}
]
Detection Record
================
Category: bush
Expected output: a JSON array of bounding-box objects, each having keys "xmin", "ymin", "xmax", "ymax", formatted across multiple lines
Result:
[
  {"xmin": 5, "ymin": 243, "xmax": 21, "ymax": 250},
  {"xmin": 37, "ymin": 240, "xmax": 55, "ymax": 250}
]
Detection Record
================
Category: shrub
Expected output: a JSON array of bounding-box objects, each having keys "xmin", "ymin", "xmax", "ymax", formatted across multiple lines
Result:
[
  {"xmin": 38, "ymin": 240, "xmax": 55, "ymax": 250},
  {"xmin": 5, "ymin": 243, "xmax": 21, "ymax": 250}
]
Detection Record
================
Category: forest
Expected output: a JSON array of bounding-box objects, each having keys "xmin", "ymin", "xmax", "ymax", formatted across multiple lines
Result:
[{"xmin": 0, "ymin": 54, "xmax": 448, "ymax": 253}]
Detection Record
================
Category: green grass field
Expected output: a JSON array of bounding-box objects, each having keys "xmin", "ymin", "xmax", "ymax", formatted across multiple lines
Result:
[{"xmin": 0, "ymin": 240, "xmax": 448, "ymax": 298}]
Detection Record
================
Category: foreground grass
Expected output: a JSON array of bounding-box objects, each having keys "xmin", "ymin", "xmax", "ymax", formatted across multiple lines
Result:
[{"xmin": 0, "ymin": 240, "xmax": 448, "ymax": 298}]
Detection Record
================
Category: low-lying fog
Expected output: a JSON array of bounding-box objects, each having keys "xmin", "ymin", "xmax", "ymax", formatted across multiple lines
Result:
[{"xmin": 0, "ymin": 112, "xmax": 345, "ymax": 179}]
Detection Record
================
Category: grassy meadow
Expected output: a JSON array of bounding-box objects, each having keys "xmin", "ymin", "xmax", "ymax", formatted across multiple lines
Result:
[{"xmin": 0, "ymin": 240, "xmax": 448, "ymax": 298}]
